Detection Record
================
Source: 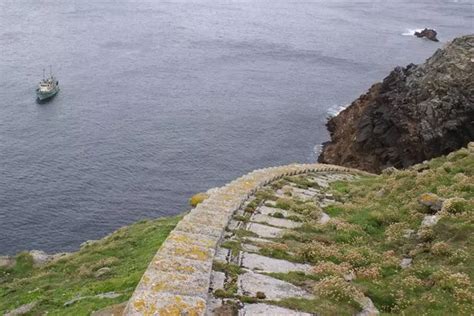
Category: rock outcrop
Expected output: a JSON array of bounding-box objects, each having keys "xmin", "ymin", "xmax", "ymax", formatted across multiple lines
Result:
[
  {"xmin": 415, "ymin": 28, "xmax": 439, "ymax": 42},
  {"xmin": 319, "ymin": 35, "xmax": 474, "ymax": 173}
]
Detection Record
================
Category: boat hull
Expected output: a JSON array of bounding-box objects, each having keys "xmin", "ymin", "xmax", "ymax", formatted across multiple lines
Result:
[{"xmin": 36, "ymin": 87, "xmax": 59, "ymax": 101}]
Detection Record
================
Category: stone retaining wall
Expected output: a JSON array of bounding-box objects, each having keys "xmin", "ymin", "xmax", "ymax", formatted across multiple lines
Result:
[{"xmin": 124, "ymin": 164, "xmax": 371, "ymax": 315}]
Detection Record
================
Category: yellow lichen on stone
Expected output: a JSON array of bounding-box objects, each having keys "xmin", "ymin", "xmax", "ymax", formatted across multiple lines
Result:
[
  {"xmin": 158, "ymin": 296, "xmax": 205, "ymax": 316},
  {"xmin": 189, "ymin": 193, "xmax": 209, "ymax": 207},
  {"xmin": 151, "ymin": 273, "xmax": 189, "ymax": 293},
  {"xmin": 176, "ymin": 265, "xmax": 196, "ymax": 273},
  {"xmin": 169, "ymin": 233, "xmax": 190, "ymax": 243},
  {"xmin": 133, "ymin": 299, "xmax": 146, "ymax": 311},
  {"xmin": 172, "ymin": 245, "xmax": 209, "ymax": 261},
  {"xmin": 152, "ymin": 281, "xmax": 167, "ymax": 292},
  {"xmin": 154, "ymin": 259, "xmax": 196, "ymax": 273}
]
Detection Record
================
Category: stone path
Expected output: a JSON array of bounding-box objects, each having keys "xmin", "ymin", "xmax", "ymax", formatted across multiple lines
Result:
[
  {"xmin": 124, "ymin": 164, "xmax": 370, "ymax": 315},
  {"xmin": 205, "ymin": 171, "xmax": 356, "ymax": 315}
]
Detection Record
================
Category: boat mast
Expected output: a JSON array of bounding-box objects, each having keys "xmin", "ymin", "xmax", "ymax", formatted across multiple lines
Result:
[
  {"xmin": 43, "ymin": 68, "xmax": 45, "ymax": 80},
  {"xmin": 49, "ymin": 65, "xmax": 52, "ymax": 78}
]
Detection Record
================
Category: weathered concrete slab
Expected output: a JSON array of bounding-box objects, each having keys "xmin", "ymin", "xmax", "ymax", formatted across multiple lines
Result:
[
  {"xmin": 214, "ymin": 248, "xmax": 230, "ymax": 263},
  {"xmin": 167, "ymin": 230, "xmax": 219, "ymax": 249},
  {"xmin": 159, "ymin": 239, "xmax": 215, "ymax": 262},
  {"xmin": 238, "ymin": 271, "xmax": 312, "ymax": 300},
  {"xmin": 241, "ymin": 243, "xmax": 261, "ymax": 253},
  {"xmin": 250, "ymin": 214, "xmax": 301, "ymax": 229},
  {"xmin": 126, "ymin": 293, "xmax": 206, "ymax": 315},
  {"xmin": 205, "ymin": 298, "xmax": 223, "ymax": 316},
  {"xmin": 175, "ymin": 221, "xmax": 224, "ymax": 238},
  {"xmin": 150, "ymin": 256, "xmax": 212, "ymax": 275},
  {"xmin": 241, "ymin": 252, "xmax": 310, "ymax": 273},
  {"xmin": 209, "ymin": 271, "xmax": 225, "ymax": 291},
  {"xmin": 308, "ymin": 176, "xmax": 330, "ymax": 188},
  {"xmin": 292, "ymin": 187, "xmax": 320, "ymax": 200},
  {"xmin": 247, "ymin": 223, "xmax": 284, "ymax": 238},
  {"xmin": 134, "ymin": 270, "xmax": 210, "ymax": 299},
  {"xmin": 239, "ymin": 303, "xmax": 312, "ymax": 316},
  {"xmin": 257, "ymin": 205, "xmax": 291, "ymax": 217},
  {"xmin": 227, "ymin": 219, "xmax": 242, "ymax": 231}
]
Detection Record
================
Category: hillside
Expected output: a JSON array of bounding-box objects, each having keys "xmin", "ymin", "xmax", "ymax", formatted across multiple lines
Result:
[
  {"xmin": 0, "ymin": 216, "xmax": 181, "ymax": 315},
  {"xmin": 1, "ymin": 143, "xmax": 472, "ymax": 315},
  {"xmin": 319, "ymin": 35, "xmax": 474, "ymax": 173},
  {"xmin": 205, "ymin": 143, "xmax": 473, "ymax": 315}
]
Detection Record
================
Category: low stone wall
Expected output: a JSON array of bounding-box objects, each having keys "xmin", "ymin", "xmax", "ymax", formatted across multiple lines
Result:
[{"xmin": 124, "ymin": 163, "xmax": 371, "ymax": 315}]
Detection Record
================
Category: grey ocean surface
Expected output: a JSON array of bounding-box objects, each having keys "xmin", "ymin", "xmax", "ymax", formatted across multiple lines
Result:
[{"xmin": 0, "ymin": 0, "xmax": 471, "ymax": 254}]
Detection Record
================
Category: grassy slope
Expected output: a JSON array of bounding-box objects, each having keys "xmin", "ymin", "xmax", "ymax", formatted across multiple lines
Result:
[
  {"xmin": 264, "ymin": 146, "xmax": 473, "ymax": 315},
  {"xmin": 0, "ymin": 215, "xmax": 182, "ymax": 315},
  {"xmin": 1, "ymin": 146, "xmax": 472, "ymax": 315},
  {"xmin": 322, "ymin": 148, "xmax": 473, "ymax": 315}
]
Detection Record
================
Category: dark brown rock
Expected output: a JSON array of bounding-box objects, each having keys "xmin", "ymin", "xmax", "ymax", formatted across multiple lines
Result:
[
  {"xmin": 319, "ymin": 35, "xmax": 474, "ymax": 173},
  {"xmin": 415, "ymin": 28, "xmax": 439, "ymax": 42}
]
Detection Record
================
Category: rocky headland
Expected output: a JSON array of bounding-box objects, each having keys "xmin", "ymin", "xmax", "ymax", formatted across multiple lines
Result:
[{"xmin": 319, "ymin": 35, "xmax": 474, "ymax": 173}]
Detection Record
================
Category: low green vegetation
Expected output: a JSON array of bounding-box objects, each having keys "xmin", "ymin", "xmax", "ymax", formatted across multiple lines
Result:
[
  {"xmin": 0, "ymin": 215, "xmax": 182, "ymax": 315},
  {"xmin": 268, "ymin": 297, "xmax": 358, "ymax": 314},
  {"xmin": 269, "ymin": 146, "xmax": 473, "ymax": 314},
  {"xmin": 212, "ymin": 261, "xmax": 242, "ymax": 298}
]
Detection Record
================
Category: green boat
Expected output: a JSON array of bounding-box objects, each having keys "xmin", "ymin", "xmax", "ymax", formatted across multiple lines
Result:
[{"xmin": 36, "ymin": 66, "xmax": 59, "ymax": 101}]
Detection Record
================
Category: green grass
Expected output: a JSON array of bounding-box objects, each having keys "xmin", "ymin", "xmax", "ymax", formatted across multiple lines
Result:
[
  {"xmin": 220, "ymin": 240, "xmax": 242, "ymax": 257},
  {"xmin": 260, "ymin": 146, "xmax": 474, "ymax": 315},
  {"xmin": 0, "ymin": 215, "xmax": 182, "ymax": 315},
  {"xmin": 212, "ymin": 261, "xmax": 242, "ymax": 297},
  {"xmin": 267, "ymin": 297, "xmax": 358, "ymax": 315},
  {"xmin": 264, "ymin": 271, "xmax": 322, "ymax": 286}
]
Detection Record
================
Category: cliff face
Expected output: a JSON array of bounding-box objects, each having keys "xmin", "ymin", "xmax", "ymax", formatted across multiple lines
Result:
[{"xmin": 319, "ymin": 35, "xmax": 474, "ymax": 173}]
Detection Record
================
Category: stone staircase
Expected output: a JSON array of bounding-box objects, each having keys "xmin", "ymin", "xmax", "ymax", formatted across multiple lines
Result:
[{"xmin": 123, "ymin": 164, "xmax": 371, "ymax": 315}]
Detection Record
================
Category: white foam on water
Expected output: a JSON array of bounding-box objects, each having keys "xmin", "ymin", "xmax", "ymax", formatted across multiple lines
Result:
[
  {"xmin": 313, "ymin": 144, "xmax": 323, "ymax": 158},
  {"xmin": 326, "ymin": 104, "xmax": 349, "ymax": 117},
  {"xmin": 402, "ymin": 28, "xmax": 437, "ymax": 36}
]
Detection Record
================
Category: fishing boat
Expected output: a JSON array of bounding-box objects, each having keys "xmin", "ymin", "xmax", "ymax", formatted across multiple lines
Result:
[{"xmin": 36, "ymin": 66, "xmax": 59, "ymax": 101}]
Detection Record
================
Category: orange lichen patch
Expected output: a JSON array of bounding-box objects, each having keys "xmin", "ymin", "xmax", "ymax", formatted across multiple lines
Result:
[
  {"xmin": 153, "ymin": 258, "xmax": 198, "ymax": 274},
  {"xmin": 152, "ymin": 281, "xmax": 168, "ymax": 292},
  {"xmin": 176, "ymin": 265, "xmax": 196, "ymax": 274},
  {"xmin": 185, "ymin": 213, "xmax": 228, "ymax": 228},
  {"xmin": 167, "ymin": 244, "xmax": 211, "ymax": 261},
  {"xmin": 158, "ymin": 296, "xmax": 206, "ymax": 316},
  {"xmin": 142, "ymin": 275, "xmax": 150, "ymax": 285},
  {"xmin": 215, "ymin": 193, "xmax": 240, "ymax": 202},
  {"xmin": 132, "ymin": 299, "xmax": 146, "ymax": 311},
  {"xmin": 168, "ymin": 232, "xmax": 216, "ymax": 248},
  {"xmin": 418, "ymin": 192, "xmax": 443, "ymax": 209},
  {"xmin": 189, "ymin": 192, "xmax": 209, "ymax": 207},
  {"xmin": 150, "ymin": 274, "xmax": 190, "ymax": 293},
  {"xmin": 241, "ymin": 181, "xmax": 258, "ymax": 190},
  {"xmin": 174, "ymin": 221, "xmax": 222, "ymax": 237}
]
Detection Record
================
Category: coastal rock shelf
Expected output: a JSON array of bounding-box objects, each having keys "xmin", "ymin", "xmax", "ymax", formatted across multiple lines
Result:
[{"xmin": 124, "ymin": 164, "xmax": 371, "ymax": 315}]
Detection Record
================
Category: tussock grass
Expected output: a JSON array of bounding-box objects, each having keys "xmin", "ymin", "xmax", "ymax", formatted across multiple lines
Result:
[
  {"xmin": 0, "ymin": 216, "xmax": 182, "ymax": 315},
  {"xmin": 264, "ymin": 146, "xmax": 473, "ymax": 314}
]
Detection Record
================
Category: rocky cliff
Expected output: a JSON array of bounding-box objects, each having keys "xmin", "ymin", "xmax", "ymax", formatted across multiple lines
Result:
[{"xmin": 319, "ymin": 35, "xmax": 474, "ymax": 173}]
